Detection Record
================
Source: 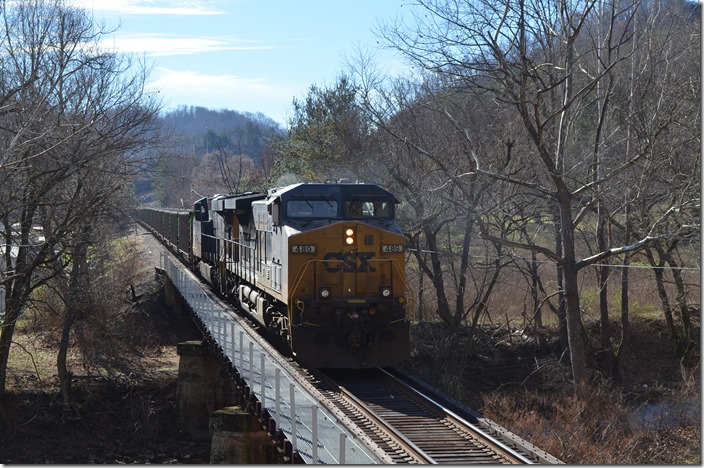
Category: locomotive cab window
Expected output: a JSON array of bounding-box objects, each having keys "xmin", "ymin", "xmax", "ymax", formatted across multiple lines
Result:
[
  {"xmin": 287, "ymin": 200, "xmax": 338, "ymax": 218},
  {"xmin": 345, "ymin": 200, "xmax": 392, "ymax": 219},
  {"xmin": 194, "ymin": 200, "xmax": 208, "ymax": 222}
]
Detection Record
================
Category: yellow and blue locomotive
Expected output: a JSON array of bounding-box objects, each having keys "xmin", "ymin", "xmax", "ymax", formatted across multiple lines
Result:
[{"xmin": 139, "ymin": 181, "xmax": 410, "ymax": 368}]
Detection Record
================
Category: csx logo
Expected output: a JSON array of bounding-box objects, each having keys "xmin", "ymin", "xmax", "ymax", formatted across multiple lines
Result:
[{"xmin": 323, "ymin": 252, "xmax": 376, "ymax": 273}]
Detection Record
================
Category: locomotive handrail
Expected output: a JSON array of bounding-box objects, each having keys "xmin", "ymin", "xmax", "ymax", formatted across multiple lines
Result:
[{"xmin": 389, "ymin": 258, "xmax": 416, "ymax": 323}]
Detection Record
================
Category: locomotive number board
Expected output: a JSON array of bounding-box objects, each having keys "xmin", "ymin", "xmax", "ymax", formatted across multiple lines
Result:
[{"xmin": 291, "ymin": 245, "xmax": 316, "ymax": 254}]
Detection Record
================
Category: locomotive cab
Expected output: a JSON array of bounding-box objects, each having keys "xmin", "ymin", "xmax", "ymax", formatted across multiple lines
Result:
[{"xmin": 192, "ymin": 197, "xmax": 217, "ymax": 283}]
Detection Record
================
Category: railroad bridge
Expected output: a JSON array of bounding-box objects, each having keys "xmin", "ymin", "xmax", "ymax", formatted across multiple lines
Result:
[{"xmin": 156, "ymin": 243, "xmax": 563, "ymax": 464}]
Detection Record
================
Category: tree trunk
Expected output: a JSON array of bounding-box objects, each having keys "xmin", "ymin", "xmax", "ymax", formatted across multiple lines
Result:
[
  {"xmin": 595, "ymin": 204, "xmax": 616, "ymax": 377},
  {"xmin": 530, "ymin": 250, "xmax": 542, "ymax": 329},
  {"xmin": 452, "ymin": 217, "xmax": 475, "ymax": 325},
  {"xmin": 0, "ymin": 214, "xmax": 32, "ymax": 397},
  {"xmin": 597, "ymin": 204, "xmax": 611, "ymax": 350},
  {"xmin": 57, "ymin": 306, "xmax": 75, "ymax": 406},
  {"xmin": 660, "ymin": 246, "xmax": 694, "ymax": 359},
  {"xmin": 554, "ymin": 210, "xmax": 569, "ymax": 354},
  {"xmin": 58, "ymin": 249, "xmax": 82, "ymax": 406},
  {"xmin": 466, "ymin": 246, "xmax": 503, "ymax": 352},
  {"xmin": 617, "ymin": 248, "xmax": 631, "ymax": 383},
  {"xmin": 644, "ymin": 247, "xmax": 680, "ymax": 354},
  {"xmin": 0, "ymin": 280, "xmax": 29, "ymax": 398},
  {"xmin": 559, "ymin": 197, "xmax": 587, "ymax": 391},
  {"xmin": 422, "ymin": 226, "xmax": 454, "ymax": 329},
  {"xmin": 417, "ymin": 251, "xmax": 425, "ymax": 322},
  {"xmin": 0, "ymin": 307, "xmax": 18, "ymax": 398}
]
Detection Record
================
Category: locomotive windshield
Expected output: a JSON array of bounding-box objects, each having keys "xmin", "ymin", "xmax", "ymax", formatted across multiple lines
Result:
[
  {"xmin": 285, "ymin": 198, "xmax": 392, "ymax": 219},
  {"xmin": 287, "ymin": 199, "xmax": 338, "ymax": 218},
  {"xmin": 279, "ymin": 184, "xmax": 397, "ymax": 222},
  {"xmin": 345, "ymin": 199, "xmax": 392, "ymax": 219}
]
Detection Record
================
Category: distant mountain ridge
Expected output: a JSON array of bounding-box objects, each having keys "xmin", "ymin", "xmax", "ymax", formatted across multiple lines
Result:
[{"xmin": 160, "ymin": 105, "xmax": 284, "ymax": 160}]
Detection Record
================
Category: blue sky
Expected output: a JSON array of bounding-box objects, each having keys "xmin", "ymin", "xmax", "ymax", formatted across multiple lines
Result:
[{"xmin": 77, "ymin": 1, "xmax": 412, "ymax": 126}]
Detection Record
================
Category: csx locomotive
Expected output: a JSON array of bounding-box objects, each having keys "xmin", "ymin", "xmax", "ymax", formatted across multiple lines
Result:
[{"xmin": 136, "ymin": 181, "xmax": 410, "ymax": 368}]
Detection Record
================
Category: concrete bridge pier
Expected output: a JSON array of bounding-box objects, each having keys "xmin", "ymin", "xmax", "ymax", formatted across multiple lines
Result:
[
  {"xmin": 209, "ymin": 406, "xmax": 272, "ymax": 464},
  {"xmin": 162, "ymin": 273, "xmax": 185, "ymax": 315},
  {"xmin": 176, "ymin": 340, "xmax": 274, "ymax": 463},
  {"xmin": 176, "ymin": 340, "xmax": 233, "ymax": 439}
]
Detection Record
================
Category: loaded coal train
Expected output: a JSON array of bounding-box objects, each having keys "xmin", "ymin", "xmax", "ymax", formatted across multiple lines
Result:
[{"xmin": 136, "ymin": 181, "xmax": 410, "ymax": 368}]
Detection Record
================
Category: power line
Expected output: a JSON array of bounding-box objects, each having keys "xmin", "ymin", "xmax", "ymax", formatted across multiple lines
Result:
[{"xmin": 406, "ymin": 249, "xmax": 700, "ymax": 270}]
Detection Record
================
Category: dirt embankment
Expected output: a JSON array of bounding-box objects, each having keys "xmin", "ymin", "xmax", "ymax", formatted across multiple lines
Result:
[{"xmin": 0, "ymin": 275, "xmax": 212, "ymax": 464}]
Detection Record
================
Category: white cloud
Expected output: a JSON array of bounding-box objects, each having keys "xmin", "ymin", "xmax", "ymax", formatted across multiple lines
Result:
[
  {"xmin": 108, "ymin": 33, "xmax": 270, "ymax": 57},
  {"xmin": 71, "ymin": 0, "xmax": 225, "ymax": 16},
  {"xmin": 148, "ymin": 68, "xmax": 295, "ymax": 123},
  {"xmin": 148, "ymin": 68, "xmax": 296, "ymax": 111}
]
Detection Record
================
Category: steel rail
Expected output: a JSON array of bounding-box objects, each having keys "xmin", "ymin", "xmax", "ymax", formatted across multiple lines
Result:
[
  {"xmin": 326, "ymin": 368, "xmax": 533, "ymax": 464},
  {"xmin": 379, "ymin": 368, "xmax": 535, "ymax": 464},
  {"xmin": 335, "ymin": 384, "xmax": 438, "ymax": 464}
]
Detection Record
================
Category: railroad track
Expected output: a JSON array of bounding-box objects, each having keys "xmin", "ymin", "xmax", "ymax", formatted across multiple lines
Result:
[{"xmin": 308, "ymin": 367, "xmax": 559, "ymax": 464}]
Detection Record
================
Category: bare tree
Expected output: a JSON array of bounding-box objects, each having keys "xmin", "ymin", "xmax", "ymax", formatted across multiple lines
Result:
[
  {"xmin": 607, "ymin": 0, "xmax": 700, "ymax": 368},
  {"xmin": 0, "ymin": 0, "xmax": 161, "ymax": 399},
  {"xmin": 154, "ymin": 151, "xmax": 198, "ymax": 207},
  {"xmin": 343, "ymin": 66, "xmax": 517, "ymax": 342},
  {"xmin": 55, "ymin": 224, "xmax": 91, "ymax": 408},
  {"xmin": 377, "ymin": 0, "xmax": 698, "ymax": 392}
]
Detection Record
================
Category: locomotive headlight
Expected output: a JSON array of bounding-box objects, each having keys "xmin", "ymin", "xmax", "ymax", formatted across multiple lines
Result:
[
  {"xmin": 380, "ymin": 286, "xmax": 392, "ymax": 299},
  {"xmin": 345, "ymin": 228, "xmax": 355, "ymax": 245},
  {"xmin": 319, "ymin": 287, "xmax": 331, "ymax": 299}
]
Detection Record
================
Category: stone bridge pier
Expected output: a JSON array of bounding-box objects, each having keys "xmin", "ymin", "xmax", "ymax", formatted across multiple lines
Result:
[{"xmin": 175, "ymin": 340, "xmax": 275, "ymax": 464}]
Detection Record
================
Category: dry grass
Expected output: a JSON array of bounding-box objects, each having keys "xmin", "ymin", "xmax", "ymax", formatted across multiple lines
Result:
[
  {"xmin": 482, "ymin": 385, "xmax": 701, "ymax": 464},
  {"xmin": 403, "ymin": 312, "xmax": 701, "ymax": 464},
  {"xmin": 17, "ymin": 233, "xmax": 181, "ymax": 378},
  {"xmin": 405, "ymin": 252, "xmax": 701, "ymax": 330},
  {"xmin": 483, "ymin": 387, "xmax": 629, "ymax": 463}
]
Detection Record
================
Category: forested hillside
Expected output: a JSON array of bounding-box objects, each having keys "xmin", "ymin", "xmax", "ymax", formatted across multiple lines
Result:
[
  {"xmin": 160, "ymin": 106, "xmax": 282, "ymax": 158},
  {"xmin": 138, "ymin": 106, "xmax": 284, "ymax": 207}
]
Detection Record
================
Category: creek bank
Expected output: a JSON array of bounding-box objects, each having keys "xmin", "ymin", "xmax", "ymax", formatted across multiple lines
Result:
[{"xmin": 628, "ymin": 399, "xmax": 701, "ymax": 431}]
